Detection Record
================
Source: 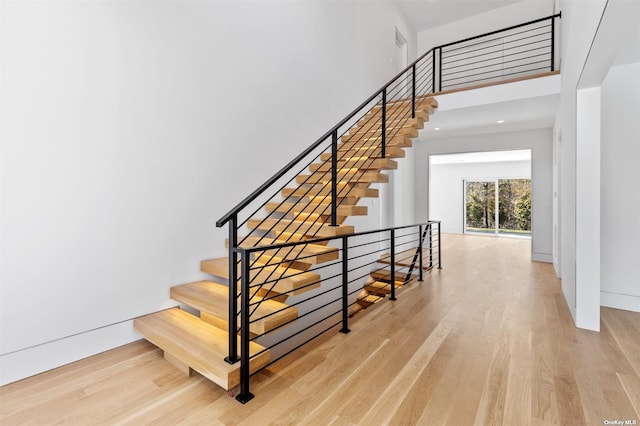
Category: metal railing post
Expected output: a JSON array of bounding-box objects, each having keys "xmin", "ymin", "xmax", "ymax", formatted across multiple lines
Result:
[
  {"xmin": 437, "ymin": 222, "xmax": 442, "ymax": 269},
  {"xmin": 432, "ymin": 49, "xmax": 436, "ymax": 94},
  {"xmin": 225, "ymin": 215, "xmax": 239, "ymax": 364},
  {"xmin": 428, "ymin": 223, "xmax": 433, "ymax": 269},
  {"xmin": 330, "ymin": 130, "xmax": 338, "ymax": 226},
  {"xmin": 550, "ymin": 16, "xmax": 556, "ymax": 71},
  {"xmin": 236, "ymin": 249, "xmax": 254, "ymax": 404},
  {"xmin": 418, "ymin": 225, "xmax": 424, "ymax": 282},
  {"xmin": 381, "ymin": 88, "xmax": 387, "ymax": 158},
  {"xmin": 438, "ymin": 48, "xmax": 443, "ymax": 92},
  {"xmin": 340, "ymin": 236, "xmax": 350, "ymax": 334},
  {"xmin": 411, "ymin": 64, "xmax": 416, "ymax": 118},
  {"xmin": 390, "ymin": 229, "xmax": 396, "ymax": 301}
]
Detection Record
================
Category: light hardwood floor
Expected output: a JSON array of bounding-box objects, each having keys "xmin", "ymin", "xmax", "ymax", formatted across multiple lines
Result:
[{"xmin": 2, "ymin": 234, "xmax": 639, "ymax": 425}]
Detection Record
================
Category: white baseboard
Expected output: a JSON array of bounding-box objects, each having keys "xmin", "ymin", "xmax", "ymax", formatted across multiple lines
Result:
[
  {"xmin": 600, "ymin": 291, "xmax": 640, "ymax": 313},
  {"xmin": 0, "ymin": 320, "xmax": 142, "ymax": 386},
  {"xmin": 532, "ymin": 252, "xmax": 553, "ymax": 263}
]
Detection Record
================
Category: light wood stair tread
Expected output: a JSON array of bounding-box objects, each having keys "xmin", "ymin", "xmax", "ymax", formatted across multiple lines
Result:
[
  {"xmin": 296, "ymin": 171, "xmax": 388, "ymax": 184},
  {"xmin": 201, "ymin": 257, "xmax": 321, "ymax": 295},
  {"xmin": 309, "ymin": 157, "xmax": 397, "ymax": 172},
  {"xmin": 170, "ymin": 281, "xmax": 298, "ymax": 335},
  {"xmin": 364, "ymin": 280, "xmax": 393, "ymax": 295},
  {"xmin": 283, "ymin": 185, "xmax": 379, "ymax": 199},
  {"xmin": 378, "ymin": 248, "xmax": 434, "ymax": 269},
  {"xmin": 266, "ymin": 201, "xmax": 367, "ymax": 217},
  {"xmin": 133, "ymin": 308, "xmax": 270, "ymax": 390},
  {"xmin": 247, "ymin": 217, "xmax": 354, "ymax": 238},
  {"xmin": 370, "ymin": 269, "xmax": 415, "ymax": 284}
]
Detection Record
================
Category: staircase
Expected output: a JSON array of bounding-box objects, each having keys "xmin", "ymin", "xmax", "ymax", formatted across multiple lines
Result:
[{"xmin": 134, "ymin": 96, "xmax": 438, "ymax": 391}]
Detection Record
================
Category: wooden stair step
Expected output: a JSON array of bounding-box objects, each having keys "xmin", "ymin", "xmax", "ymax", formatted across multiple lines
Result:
[
  {"xmin": 201, "ymin": 257, "xmax": 321, "ymax": 295},
  {"xmin": 285, "ymin": 194, "xmax": 361, "ymax": 206},
  {"xmin": 354, "ymin": 117, "xmax": 424, "ymax": 131},
  {"xmin": 378, "ymin": 248, "xmax": 434, "ymax": 269},
  {"xmin": 364, "ymin": 280, "xmax": 393, "ymax": 296},
  {"xmin": 296, "ymin": 171, "xmax": 388, "ymax": 185},
  {"xmin": 133, "ymin": 308, "xmax": 270, "ymax": 390},
  {"xmin": 247, "ymin": 217, "xmax": 354, "ymax": 239},
  {"xmin": 170, "ymin": 281, "xmax": 298, "ymax": 335},
  {"xmin": 266, "ymin": 201, "xmax": 367, "ymax": 217},
  {"xmin": 357, "ymin": 294, "xmax": 383, "ymax": 308},
  {"xmin": 309, "ymin": 157, "xmax": 397, "ymax": 172},
  {"xmin": 282, "ymin": 185, "xmax": 378, "ymax": 199},
  {"xmin": 372, "ymin": 96, "xmax": 438, "ymax": 112},
  {"xmin": 329, "ymin": 145, "xmax": 406, "ymax": 159},
  {"xmin": 342, "ymin": 126, "xmax": 418, "ymax": 143},
  {"xmin": 370, "ymin": 269, "xmax": 415, "ymax": 284},
  {"xmin": 338, "ymin": 136, "xmax": 413, "ymax": 149},
  {"xmin": 232, "ymin": 235, "xmax": 340, "ymax": 265},
  {"xmin": 365, "ymin": 108, "xmax": 431, "ymax": 122}
]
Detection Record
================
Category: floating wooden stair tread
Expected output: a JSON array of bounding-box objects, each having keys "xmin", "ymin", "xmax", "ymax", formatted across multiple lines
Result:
[
  {"xmin": 378, "ymin": 248, "xmax": 434, "ymax": 269},
  {"xmin": 247, "ymin": 218, "xmax": 354, "ymax": 238},
  {"xmin": 283, "ymin": 185, "xmax": 378, "ymax": 199},
  {"xmin": 343, "ymin": 126, "xmax": 418, "ymax": 142},
  {"xmin": 233, "ymin": 236, "xmax": 338, "ymax": 258},
  {"xmin": 339, "ymin": 136, "xmax": 412, "ymax": 149},
  {"xmin": 353, "ymin": 117, "xmax": 424, "ymax": 132},
  {"xmin": 332, "ymin": 145, "xmax": 407, "ymax": 158},
  {"xmin": 309, "ymin": 157, "xmax": 397, "ymax": 172},
  {"xmin": 201, "ymin": 257, "xmax": 321, "ymax": 295},
  {"xmin": 266, "ymin": 201, "xmax": 367, "ymax": 217},
  {"xmin": 357, "ymin": 294, "xmax": 382, "ymax": 308},
  {"xmin": 365, "ymin": 280, "xmax": 393, "ymax": 296},
  {"xmin": 170, "ymin": 281, "xmax": 298, "ymax": 335},
  {"xmin": 133, "ymin": 308, "xmax": 270, "ymax": 390},
  {"xmin": 364, "ymin": 108, "xmax": 431, "ymax": 122},
  {"xmin": 296, "ymin": 171, "xmax": 388, "ymax": 185},
  {"xmin": 370, "ymin": 269, "xmax": 415, "ymax": 284}
]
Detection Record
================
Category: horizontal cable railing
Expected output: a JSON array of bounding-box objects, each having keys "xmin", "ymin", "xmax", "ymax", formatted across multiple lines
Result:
[{"xmin": 234, "ymin": 221, "xmax": 441, "ymax": 403}]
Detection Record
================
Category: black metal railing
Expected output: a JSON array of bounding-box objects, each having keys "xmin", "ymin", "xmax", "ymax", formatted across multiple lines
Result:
[
  {"xmin": 434, "ymin": 13, "xmax": 561, "ymax": 91},
  {"xmin": 233, "ymin": 221, "xmax": 441, "ymax": 403},
  {"xmin": 214, "ymin": 13, "xmax": 560, "ymax": 403}
]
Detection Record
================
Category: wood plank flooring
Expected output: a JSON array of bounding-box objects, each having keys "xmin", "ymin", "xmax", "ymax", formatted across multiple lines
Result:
[{"xmin": 2, "ymin": 234, "xmax": 639, "ymax": 425}]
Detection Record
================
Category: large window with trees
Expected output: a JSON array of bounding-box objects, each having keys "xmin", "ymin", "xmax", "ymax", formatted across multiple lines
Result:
[{"xmin": 464, "ymin": 178, "xmax": 531, "ymax": 236}]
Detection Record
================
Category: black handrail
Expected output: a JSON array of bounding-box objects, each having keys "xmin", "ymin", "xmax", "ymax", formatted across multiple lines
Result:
[{"xmin": 437, "ymin": 12, "xmax": 561, "ymax": 50}]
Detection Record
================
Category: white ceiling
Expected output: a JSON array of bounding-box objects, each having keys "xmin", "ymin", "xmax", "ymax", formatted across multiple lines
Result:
[
  {"xmin": 394, "ymin": 0, "xmax": 527, "ymax": 32},
  {"xmin": 421, "ymin": 94, "xmax": 559, "ymax": 139}
]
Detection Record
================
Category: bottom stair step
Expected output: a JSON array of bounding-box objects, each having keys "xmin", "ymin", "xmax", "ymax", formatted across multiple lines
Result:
[
  {"xmin": 134, "ymin": 308, "xmax": 270, "ymax": 390},
  {"xmin": 364, "ymin": 280, "xmax": 393, "ymax": 296},
  {"xmin": 370, "ymin": 269, "xmax": 415, "ymax": 284},
  {"xmin": 357, "ymin": 294, "xmax": 383, "ymax": 308}
]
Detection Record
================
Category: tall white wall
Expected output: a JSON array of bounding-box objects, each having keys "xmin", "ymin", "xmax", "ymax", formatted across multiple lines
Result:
[
  {"xmin": 600, "ymin": 62, "xmax": 640, "ymax": 312},
  {"xmin": 415, "ymin": 128, "xmax": 553, "ymax": 262},
  {"xmin": 430, "ymin": 160, "xmax": 531, "ymax": 234},
  {"xmin": 0, "ymin": 0, "xmax": 416, "ymax": 385}
]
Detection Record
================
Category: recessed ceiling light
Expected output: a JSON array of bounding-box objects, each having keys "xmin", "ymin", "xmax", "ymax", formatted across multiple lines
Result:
[
  {"xmin": 496, "ymin": 120, "xmax": 505, "ymax": 124},
  {"xmin": 434, "ymin": 127, "xmax": 440, "ymax": 131}
]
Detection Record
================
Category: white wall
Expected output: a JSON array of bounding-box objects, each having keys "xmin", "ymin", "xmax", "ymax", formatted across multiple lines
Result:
[
  {"xmin": 415, "ymin": 128, "xmax": 553, "ymax": 262},
  {"xmin": 0, "ymin": 0, "xmax": 416, "ymax": 385},
  {"xmin": 600, "ymin": 62, "xmax": 640, "ymax": 312},
  {"xmin": 555, "ymin": 0, "xmax": 608, "ymax": 325},
  {"xmin": 417, "ymin": 0, "xmax": 555, "ymax": 54},
  {"xmin": 430, "ymin": 160, "xmax": 531, "ymax": 234}
]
